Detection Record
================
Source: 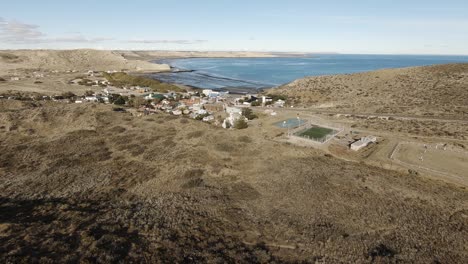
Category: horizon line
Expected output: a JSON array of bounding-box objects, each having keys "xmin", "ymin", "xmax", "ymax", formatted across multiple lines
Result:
[{"xmin": 1, "ymin": 48, "xmax": 468, "ymax": 56}]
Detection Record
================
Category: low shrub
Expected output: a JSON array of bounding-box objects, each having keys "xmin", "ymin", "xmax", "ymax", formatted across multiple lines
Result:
[
  {"xmin": 242, "ymin": 108, "xmax": 257, "ymax": 120},
  {"xmin": 234, "ymin": 119, "xmax": 248, "ymax": 129}
]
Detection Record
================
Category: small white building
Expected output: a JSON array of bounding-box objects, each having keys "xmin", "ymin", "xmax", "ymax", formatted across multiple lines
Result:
[
  {"xmin": 191, "ymin": 104, "xmax": 202, "ymax": 112},
  {"xmin": 202, "ymin": 89, "xmax": 213, "ymax": 97},
  {"xmin": 350, "ymin": 136, "xmax": 377, "ymax": 151},
  {"xmin": 172, "ymin": 110, "xmax": 182, "ymax": 116},
  {"xmin": 202, "ymin": 115, "xmax": 214, "ymax": 122},
  {"xmin": 274, "ymin": 99, "xmax": 285, "ymax": 108},
  {"xmin": 84, "ymin": 96, "xmax": 98, "ymax": 102},
  {"xmin": 262, "ymin": 96, "xmax": 273, "ymax": 104}
]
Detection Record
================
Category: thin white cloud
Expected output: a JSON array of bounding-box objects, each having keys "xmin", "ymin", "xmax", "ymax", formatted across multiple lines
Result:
[
  {"xmin": 0, "ymin": 17, "xmax": 44, "ymax": 43},
  {"xmin": 125, "ymin": 39, "xmax": 207, "ymax": 44},
  {"xmin": 52, "ymin": 35, "xmax": 114, "ymax": 43},
  {"xmin": 0, "ymin": 17, "xmax": 113, "ymax": 44}
]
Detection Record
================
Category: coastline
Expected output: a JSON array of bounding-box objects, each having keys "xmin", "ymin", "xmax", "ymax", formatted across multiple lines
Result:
[
  {"xmin": 143, "ymin": 54, "xmax": 468, "ymax": 95},
  {"xmin": 118, "ymin": 50, "xmax": 313, "ymax": 61},
  {"xmin": 146, "ymin": 58, "xmax": 274, "ymax": 94}
]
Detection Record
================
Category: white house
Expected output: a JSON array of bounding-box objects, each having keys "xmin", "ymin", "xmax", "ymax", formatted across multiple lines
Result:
[
  {"xmin": 350, "ymin": 136, "xmax": 377, "ymax": 151},
  {"xmin": 172, "ymin": 110, "xmax": 182, "ymax": 116},
  {"xmin": 209, "ymin": 91, "xmax": 220, "ymax": 98},
  {"xmin": 191, "ymin": 104, "xmax": 202, "ymax": 112},
  {"xmin": 262, "ymin": 96, "xmax": 273, "ymax": 104},
  {"xmin": 274, "ymin": 99, "xmax": 286, "ymax": 108},
  {"xmin": 84, "ymin": 96, "xmax": 98, "ymax": 102},
  {"xmin": 202, "ymin": 89, "xmax": 213, "ymax": 97},
  {"xmin": 202, "ymin": 115, "xmax": 215, "ymax": 122}
]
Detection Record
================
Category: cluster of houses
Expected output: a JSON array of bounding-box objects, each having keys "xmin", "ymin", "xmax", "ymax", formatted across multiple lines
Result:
[
  {"xmin": 5, "ymin": 71, "xmax": 46, "ymax": 81},
  {"xmin": 3, "ymin": 70, "xmax": 289, "ymax": 130},
  {"xmin": 137, "ymin": 90, "xmax": 249, "ymax": 128},
  {"xmin": 70, "ymin": 78, "xmax": 110, "ymax": 87}
]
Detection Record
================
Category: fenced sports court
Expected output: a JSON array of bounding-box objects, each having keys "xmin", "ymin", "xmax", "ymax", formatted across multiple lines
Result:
[{"xmin": 276, "ymin": 117, "xmax": 343, "ymax": 144}]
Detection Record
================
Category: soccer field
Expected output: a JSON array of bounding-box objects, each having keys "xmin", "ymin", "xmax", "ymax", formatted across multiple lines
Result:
[
  {"xmin": 296, "ymin": 126, "xmax": 334, "ymax": 140},
  {"xmin": 395, "ymin": 143, "xmax": 468, "ymax": 179}
]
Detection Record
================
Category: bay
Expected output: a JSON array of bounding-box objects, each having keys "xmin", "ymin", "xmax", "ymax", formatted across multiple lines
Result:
[{"xmin": 149, "ymin": 54, "xmax": 468, "ymax": 90}]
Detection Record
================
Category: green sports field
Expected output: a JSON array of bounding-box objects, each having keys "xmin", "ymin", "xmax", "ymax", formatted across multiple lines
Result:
[{"xmin": 296, "ymin": 126, "xmax": 335, "ymax": 140}]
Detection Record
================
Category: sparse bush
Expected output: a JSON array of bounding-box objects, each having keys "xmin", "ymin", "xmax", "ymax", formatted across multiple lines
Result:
[
  {"xmin": 266, "ymin": 93, "xmax": 287, "ymax": 101},
  {"xmin": 103, "ymin": 72, "xmax": 181, "ymax": 93},
  {"xmin": 128, "ymin": 96, "xmax": 146, "ymax": 108},
  {"xmin": 242, "ymin": 108, "xmax": 257, "ymax": 120},
  {"xmin": 84, "ymin": 90, "xmax": 94, "ymax": 96},
  {"xmin": 61, "ymin": 91, "xmax": 76, "ymax": 99},
  {"xmin": 251, "ymin": 101, "xmax": 261, "ymax": 106},
  {"xmin": 234, "ymin": 119, "xmax": 248, "ymax": 129},
  {"xmin": 113, "ymin": 96, "xmax": 127, "ymax": 105},
  {"xmin": 195, "ymin": 113, "xmax": 210, "ymax": 121},
  {"xmin": 0, "ymin": 77, "xmax": 6, "ymax": 82},
  {"xmin": 368, "ymin": 244, "xmax": 396, "ymax": 261},
  {"xmin": 112, "ymin": 107, "xmax": 126, "ymax": 112}
]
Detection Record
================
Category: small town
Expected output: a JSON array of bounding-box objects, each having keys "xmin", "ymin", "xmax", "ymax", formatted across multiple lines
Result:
[
  {"xmin": 2, "ymin": 2, "xmax": 468, "ymax": 262},
  {"xmin": 1, "ymin": 68, "xmax": 387, "ymax": 156},
  {"xmin": 2, "ymin": 69, "xmax": 289, "ymax": 130}
]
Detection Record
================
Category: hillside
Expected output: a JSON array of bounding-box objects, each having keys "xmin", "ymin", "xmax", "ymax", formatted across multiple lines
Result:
[
  {"xmin": 272, "ymin": 64, "xmax": 468, "ymax": 117},
  {"xmin": 0, "ymin": 100, "xmax": 467, "ymax": 263},
  {"xmin": 118, "ymin": 50, "xmax": 298, "ymax": 60},
  {"xmin": 0, "ymin": 49, "xmax": 170, "ymax": 73}
]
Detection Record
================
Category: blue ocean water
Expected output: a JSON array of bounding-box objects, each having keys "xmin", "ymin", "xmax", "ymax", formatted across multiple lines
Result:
[{"xmin": 149, "ymin": 54, "xmax": 468, "ymax": 90}]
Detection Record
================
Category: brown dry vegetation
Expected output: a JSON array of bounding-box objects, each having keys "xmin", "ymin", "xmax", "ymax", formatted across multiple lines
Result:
[
  {"xmin": 1, "ymin": 100, "xmax": 467, "ymax": 263},
  {"xmin": 0, "ymin": 49, "xmax": 170, "ymax": 73},
  {"xmin": 351, "ymin": 118, "xmax": 468, "ymax": 140},
  {"xmin": 273, "ymin": 64, "xmax": 468, "ymax": 118}
]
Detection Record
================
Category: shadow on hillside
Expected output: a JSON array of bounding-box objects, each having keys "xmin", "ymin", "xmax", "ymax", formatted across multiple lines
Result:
[{"xmin": 0, "ymin": 196, "xmax": 143, "ymax": 263}]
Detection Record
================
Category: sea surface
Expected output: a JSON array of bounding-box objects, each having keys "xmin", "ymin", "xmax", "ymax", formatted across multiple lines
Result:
[{"xmin": 149, "ymin": 54, "xmax": 468, "ymax": 90}]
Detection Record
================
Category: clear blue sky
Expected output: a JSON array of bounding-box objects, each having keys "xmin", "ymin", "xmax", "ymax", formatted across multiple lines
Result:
[{"xmin": 1, "ymin": 0, "xmax": 468, "ymax": 54}]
